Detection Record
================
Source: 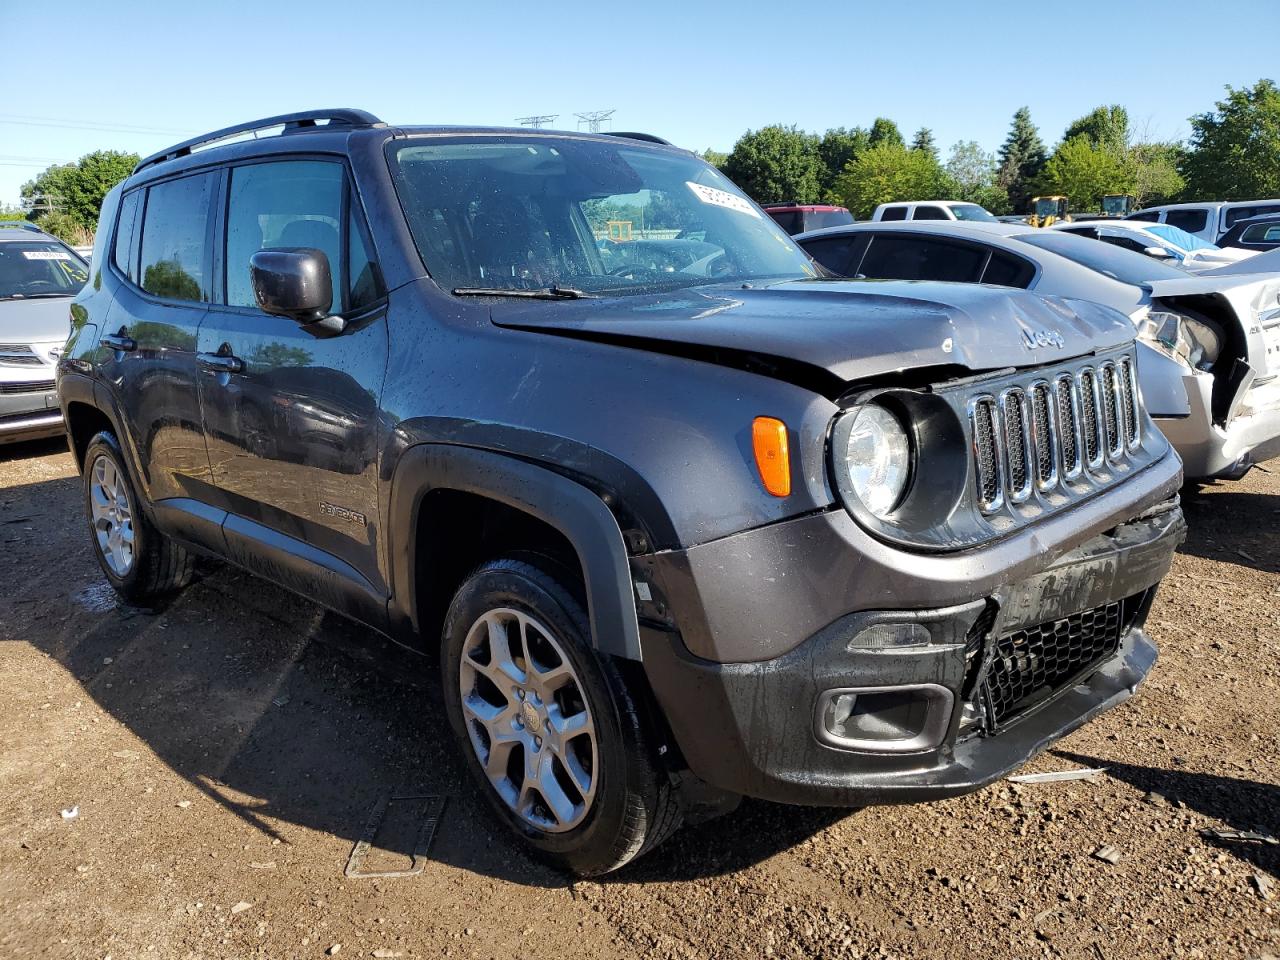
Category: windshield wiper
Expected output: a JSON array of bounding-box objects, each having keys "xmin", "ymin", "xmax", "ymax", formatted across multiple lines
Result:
[
  {"xmin": 2, "ymin": 292, "xmax": 74, "ymax": 300},
  {"xmin": 452, "ymin": 286, "xmax": 594, "ymax": 300}
]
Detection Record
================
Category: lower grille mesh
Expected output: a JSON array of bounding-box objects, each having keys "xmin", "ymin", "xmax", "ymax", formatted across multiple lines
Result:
[
  {"xmin": 0, "ymin": 379, "xmax": 55, "ymax": 395},
  {"xmin": 983, "ymin": 601, "xmax": 1124, "ymax": 725}
]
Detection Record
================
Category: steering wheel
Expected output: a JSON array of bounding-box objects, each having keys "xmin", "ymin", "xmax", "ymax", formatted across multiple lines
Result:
[
  {"xmin": 21, "ymin": 280, "xmax": 56, "ymax": 291},
  {"xmin": 704, "ymin": 254, "xmax": 735, "ymax": 279},
  {"xmin": 607, "ymin": 265, "xmax": 668, "ymax": 281}
]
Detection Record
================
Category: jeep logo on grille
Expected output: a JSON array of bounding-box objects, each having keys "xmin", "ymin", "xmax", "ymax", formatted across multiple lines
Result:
[{"xmin": 1021, "ymin": 328, "xmax": 1066, "ymax": 350}]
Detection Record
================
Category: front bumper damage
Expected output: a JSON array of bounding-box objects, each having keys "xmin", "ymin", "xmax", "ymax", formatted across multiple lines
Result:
[
  {"xmin": 1156, "ymin": 370, "xmax": 1280, "ymax": 478},
  {"xmin": 637, "ymin": 451, "xmax": 1185, "ymax": 807}
]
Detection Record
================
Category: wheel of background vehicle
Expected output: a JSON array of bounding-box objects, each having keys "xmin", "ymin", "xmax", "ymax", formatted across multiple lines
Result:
[
  {"xmin": 441, "ymin": 557, "xmax": 681, "ymax": 876},
  {"xmin": 82, "ymin": 431, "xmax": 196, "ymax": 602}
]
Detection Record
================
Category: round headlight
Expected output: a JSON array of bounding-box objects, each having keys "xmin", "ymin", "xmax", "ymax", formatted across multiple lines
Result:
[{"xmin": 838, "ymin": 404, "xmax": 912, "ymax": 518}]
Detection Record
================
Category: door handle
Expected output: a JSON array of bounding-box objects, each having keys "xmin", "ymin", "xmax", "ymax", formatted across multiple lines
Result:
[
  {"xmin": 101, "ymin": 333, "xmax": 136, "ymax": 352},
  {"xmin": 197, "ymin": 352, "xmax": 245, "ymax": 374}
]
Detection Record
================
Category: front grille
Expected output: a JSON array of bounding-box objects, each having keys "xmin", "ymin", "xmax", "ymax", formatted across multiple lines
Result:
[
  {"xmin": 983, "ymin": 601, "xmax": 1123, "ymax": 725},
  {"xmin": 0, "ymin": 379, "xmax": 55, "ymax": 395},
  {"xmin": 968, "ymin": 351, "xmax": 1144, "ymax": 517},
  {"xmin": 0, "ymin": 344, "xmax": 43, "ymax": 366}
]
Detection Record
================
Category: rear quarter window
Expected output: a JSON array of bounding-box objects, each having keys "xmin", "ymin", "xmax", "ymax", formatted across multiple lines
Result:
[
  {"xmin": 980, "ymin": 251, "xmax": 1035, "ymax": 288},
  {"xmin": 112, "ymin": 190, "xmax": 142, "ymax": 281},
  {"xmin": 878, "ymin": 206, "xmax": 908, "ymax": 221},
  {"xmin": 799, "ymin": 234, "xmax": 862, "ymax": 276},
  {"xmin": 911, "ymin": 206, "xmax": 949, "ymax": 221}
]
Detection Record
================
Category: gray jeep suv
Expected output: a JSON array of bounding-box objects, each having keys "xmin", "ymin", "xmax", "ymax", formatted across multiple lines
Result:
[{"xmin": 58, "ymin": 109, "xmax": 1185, "ymax": 875}]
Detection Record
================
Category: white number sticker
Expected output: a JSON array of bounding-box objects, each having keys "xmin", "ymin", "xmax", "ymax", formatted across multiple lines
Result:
[
  {"xmin": 23, "ymin": 250, "xmax": 71, "ymax": 261},
  {"xmin": 686, "ymin": 182, "xmax": 761, "ymax": 219}
]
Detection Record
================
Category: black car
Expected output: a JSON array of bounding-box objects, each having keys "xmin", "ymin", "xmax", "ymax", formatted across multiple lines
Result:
[
  {"xmin": 1217, "ymin": 213, "xmax": 1280, "ymax": 252},
  {"xmin": 59, "ymin": 109, "xmax": 1184, "ymax": 875}
]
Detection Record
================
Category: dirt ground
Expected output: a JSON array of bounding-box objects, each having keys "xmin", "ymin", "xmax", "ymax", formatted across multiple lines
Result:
[{"xmin": 0, "ymin": 438, "xmax": 1277, "ymax": 960}]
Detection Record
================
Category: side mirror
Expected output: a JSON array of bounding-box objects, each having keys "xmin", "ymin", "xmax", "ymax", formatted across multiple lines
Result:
[
  {"xmin": 1143, "ymin": 246, "xmax": 1175, "ymax": 259},
  {"xmin": 250, "ymin": 248, "xmax": 333, "ymax": 324}
]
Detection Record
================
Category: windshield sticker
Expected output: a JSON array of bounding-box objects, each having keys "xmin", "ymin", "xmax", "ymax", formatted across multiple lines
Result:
[
  {"xmin": 686, "ymin": 182, "xmax": 761, "ymax": 219},
  {"xmin": 22, "ymin": 250, "xmax": 71, "ymax": 261}
]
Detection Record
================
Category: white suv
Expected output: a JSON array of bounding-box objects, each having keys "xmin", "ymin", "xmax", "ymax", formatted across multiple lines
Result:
[
  {"xmin": 1128, "ymin": 200, "xmax": 1280, "ymax": 243},
  {"xmin": 871, "ymin": 200, "xmax": 997, "ymax": 223}
]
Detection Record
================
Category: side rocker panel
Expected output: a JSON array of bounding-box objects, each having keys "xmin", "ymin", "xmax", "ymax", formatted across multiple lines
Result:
[{"xmin": 387, "ymin": 444, "xmax": 643, "ymax": 660}]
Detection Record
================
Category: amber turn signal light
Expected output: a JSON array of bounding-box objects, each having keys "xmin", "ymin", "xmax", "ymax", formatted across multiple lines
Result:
[{"xmin": 752, "ymin": 416, "xmax": 791, "ymax": 497}]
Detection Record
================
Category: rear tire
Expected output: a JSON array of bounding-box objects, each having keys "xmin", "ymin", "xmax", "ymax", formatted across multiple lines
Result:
[
  {"xmin": 441, "ymin": 557, "xmax": 681, "ymax": 875},
  {"xmin": 82, "ymin": 431, "xmax": 195, "ymax": 602}
]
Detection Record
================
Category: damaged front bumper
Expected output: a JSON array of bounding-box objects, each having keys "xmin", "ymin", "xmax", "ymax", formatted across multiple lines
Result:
[
  {"xmin": 1156, "ymin": 370, "xmax": 1280, "ymax": 479},
  {"xmin": 638, "ymin": 454, "xmax": 1185, "ymax": 806}
]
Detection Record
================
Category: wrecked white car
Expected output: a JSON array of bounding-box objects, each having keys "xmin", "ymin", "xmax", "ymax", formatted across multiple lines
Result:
[{"xmin": 795, "ymin": 221, "xmax": 1280, "ymax": 479}]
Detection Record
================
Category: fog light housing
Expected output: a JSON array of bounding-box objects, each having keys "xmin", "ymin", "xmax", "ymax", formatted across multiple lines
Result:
[{"xmin": 815, "ymin": 684, "xmax": 953, "ymax": 753}]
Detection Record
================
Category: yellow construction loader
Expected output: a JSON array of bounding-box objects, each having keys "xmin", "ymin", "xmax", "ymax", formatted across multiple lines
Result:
[{"xmin": 1028, "ymin": 195, "xmax": 1070, "ymax": 228}]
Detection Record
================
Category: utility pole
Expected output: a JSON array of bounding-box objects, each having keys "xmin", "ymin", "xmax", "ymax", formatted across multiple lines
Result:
[
  {"xmin": 574, "ymin": 110, "xmax": 616, "ymax": 133},
  {"xmin": 516, "ymin": 115, "xmax": 558, "ymax": 129}
]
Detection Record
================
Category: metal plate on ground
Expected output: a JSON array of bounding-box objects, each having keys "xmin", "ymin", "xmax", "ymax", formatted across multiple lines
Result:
[{"xmin": 344, "ymin": 794, "xmax": 445, "ymax": 879}]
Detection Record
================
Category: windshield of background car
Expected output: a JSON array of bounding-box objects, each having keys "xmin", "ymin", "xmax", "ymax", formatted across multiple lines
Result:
[
  {"xmin": 1145, "ymin": 223, "xmax": 1216, "ymax": 252},
  {"xmin": 1015, "ymin": 231, "xmax": 1188, "ymax": 284},
  {"xmin": 388, "ymin": 137, "xmax": 817, "ymax": 295},
  {"xmin": 0, "ymin": 241, "xmax": 89, "ymax": 299},
  {"xmin": 949, "ymin": 204, "xmax": 996, "ymax": 222}
]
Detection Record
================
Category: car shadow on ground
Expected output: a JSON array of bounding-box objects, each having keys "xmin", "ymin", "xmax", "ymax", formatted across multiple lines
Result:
[
  {"xmin": 0, "ymin": 436, "xmax": 68, "ymax": 464},
  {"xmin": 1054, "ymin": 749, "xmax": 1279, "ymax": 879},
  {"xmin": 3, "ymin": 471, "xmax": 846, "ymax": 889},
  {"xmin": 1177, "ymin": 481, "xmax": 1279, "ymax": 574}
]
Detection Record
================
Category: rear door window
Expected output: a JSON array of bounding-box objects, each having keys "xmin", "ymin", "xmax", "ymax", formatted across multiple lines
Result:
[
  {"xmin": 911, "ymin": 206, "xmax": 948, "ymax": 221},
  {"xmin": 879, "ymin": 206, "xmax": 908, "ymax": 221},
  {"xmin": 979, "ymin": 251, "xmax": 1035, "ymax": 288},
  {"xmin": 766, "ymin": 211, "xmax": 802, "ymax": 234},
  {"xmin": 138, "ymin": 173, "xmax": 216, "ymax": 301},
  {"xmin": 1164, "ymin": 209, "xmax": 1208, "ymax": 233},
  {"xmin": 858, "ymin": 234, "xmax": 987, "ymax": 282},
  {"xmin": 799, "ymin": 235, "xmax": 861, "ymax": 276},
  {"xmin": 1225, "ymin": 203, "xmax": 1280, "ymax": 228}
]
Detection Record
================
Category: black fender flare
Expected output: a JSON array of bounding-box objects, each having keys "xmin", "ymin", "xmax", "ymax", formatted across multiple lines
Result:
[{"xmin": 387, "ymin": 443, "xmax": 643, "ymax": 660}]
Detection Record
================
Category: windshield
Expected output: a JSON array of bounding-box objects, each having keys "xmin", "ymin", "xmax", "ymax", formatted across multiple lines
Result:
[
  {"xmin": 1101, "ymin": 196, "xmax": 1129, "ymax": 216},
  {"xmin": 950, "ymin": 203, "xmax": 996, "ymax": 222},
  {"xmin": 0, "ymin": 241, "xmax": 89, "ymax": 299},
  {"xmin": 1033, "ymin": 198, "xmax": 1063, "ymax": 218},
  {"xmin": 388, "ymin": 137, "xmax": 816, "ymax": 296},
  {"xmin": 1014, "ymin": 231, "xmax": 1189, "ymax": 284},
  {"xmin": 1144, "ymin": 223, "xmax": 1217, "ymax": 252}
]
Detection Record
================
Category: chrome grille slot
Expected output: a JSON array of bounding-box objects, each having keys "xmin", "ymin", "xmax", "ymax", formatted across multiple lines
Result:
[
  {"xmin": 970, "ymin": 397, "xmax": 1003, "ymax": 512},
  {"xmin": 1099, "ymin": 362, "xmax": 1122, "ymax": 457},
  {"xmin": 1054, "ymin": 374, "xmax": 1081, "ymax": 478},
  {"xmin": 1077, "ymin": 368, "xmax": 1102, "ymax": 467},
  {"xmin": 1001, "ymin": 388, "xmax": 1032, "ymax": 502},
  {"xmin": 0, "ymin": 344, "xmax": 43, "ymax": 367},
  {"xmin": 1029, "ymin": 382, "xmax": 1056, "ymax": 489},
  {"xmin": 1119, "ymin": 357, "xmax": 1140, "ymax": 447}
]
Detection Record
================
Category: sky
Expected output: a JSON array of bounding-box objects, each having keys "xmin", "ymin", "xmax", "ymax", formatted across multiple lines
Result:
[{"xmin": 2, "ymin": 0, "xmax": 1278, "ymax": 209}]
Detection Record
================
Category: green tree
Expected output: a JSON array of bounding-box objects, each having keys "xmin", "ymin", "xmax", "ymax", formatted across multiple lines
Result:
[
  {"xmin": 944, "ymin": 141, "xmax": 1010, "ymax": 213},
  {"xmin": 834, "ymin": 143, "xmax": 948, "ymax": 218},
  {"xmin": 1126, "ymin": 142, "xmax": 1186, "ymax": 207},
  {"xmin": 1034, "ymin": 137, "xmax": 1132, "ymax": 211},
  {"xmin": 817, "ymin": 126, "xmax": 870, "ymax": 201},
  {"xmin": 1063, "ymin": 105, "xmax": 1130, "ymax": 154},
  {"xmin": 910, "ymin": 127, "xmax": 938, "ymax": 160},
  {"xmin": 997, "ymin": 107, "xmax": 1048, "ymax": 212},
  {"xmin": 699, "ymin": 148, "xmax": 728, "ymax": 169},
  {"xmin": 869, "ymin": 117, "xmax": 904, "ymax": 149},
  {"xmin": 722, "ymin": 125, "xmax": 823, "ymax": 204},
  {"xmin": 1181, "ymin": 78, "xmax": 1280, "ymax": 200},
  {"xmin": 19, "ymin": 150, "xmax": 139, "ymax": 237}
]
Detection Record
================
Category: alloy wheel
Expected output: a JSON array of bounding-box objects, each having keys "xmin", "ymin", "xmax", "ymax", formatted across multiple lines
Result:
[
  {"xmin": 89, "ymin": 454, "xmax": 135, "ymax": 577},
  {"xmin": 458, "ymin": 607, "xmax": 598, "ymax": 833}
]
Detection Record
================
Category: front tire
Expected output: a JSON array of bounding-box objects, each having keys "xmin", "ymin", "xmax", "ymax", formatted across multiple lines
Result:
[
  {"xmin": 441, "ymin": 557, "xmax": 681, "ymax": 875},
  {"xmin": 82, "ymin": 431, "xmax": 195, "ymax": 602}
]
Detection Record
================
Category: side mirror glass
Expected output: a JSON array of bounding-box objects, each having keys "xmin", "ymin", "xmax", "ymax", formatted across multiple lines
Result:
[
  {"xmin": 1143, "ymin": 246, "xmax": 1175, "ymax": 259},
  {"xmin": 250, "ymin": 249, "xmax": 333, "ymax": 324}
]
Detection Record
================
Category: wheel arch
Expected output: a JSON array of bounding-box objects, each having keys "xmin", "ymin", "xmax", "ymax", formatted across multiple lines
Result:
[{"xmin": 388, "ymin": 444, "xmax": 643, "ymax": 661}]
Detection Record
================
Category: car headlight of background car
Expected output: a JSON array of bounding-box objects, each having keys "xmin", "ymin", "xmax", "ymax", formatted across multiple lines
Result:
[{"xmin": 1137, "ymin": 310, "xmax": 1221, "ymax": 371}]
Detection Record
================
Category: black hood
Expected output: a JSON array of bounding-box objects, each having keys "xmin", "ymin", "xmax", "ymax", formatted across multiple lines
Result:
[{"xmin": 489, "ymin": 279, "xmax": 1136, "ymax": 390}]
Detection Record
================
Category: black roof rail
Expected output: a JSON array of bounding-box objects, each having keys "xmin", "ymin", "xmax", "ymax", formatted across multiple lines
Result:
[
  {"xmin": 134, "ymin": 108, "xmax": 384, "ymax": 173},
  {"xmin": 606, "ymin": 131, "xmax": 672, "ymax": 146}
]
